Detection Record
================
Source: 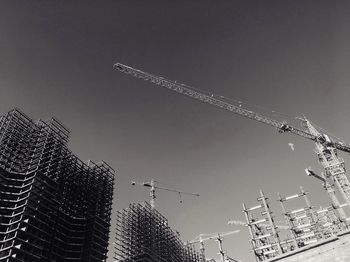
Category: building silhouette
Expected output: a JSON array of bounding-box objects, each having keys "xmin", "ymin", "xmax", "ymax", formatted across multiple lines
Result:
[{"xmin": 0, "ymin": 109, "xmax": 115, "ymax": 262}]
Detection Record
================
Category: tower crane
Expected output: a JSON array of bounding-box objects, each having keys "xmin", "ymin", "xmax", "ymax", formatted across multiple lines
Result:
[
  {"xmin": 114, "ymin": 63, "xmax": 350, "ymax": 216},
  {"xmin": 131, "ymin": 179, "xmax": 200, "ymax": 209},
  {"xmin": 187, "ymin": 230, "xmax": 240, "ymax": 262}
]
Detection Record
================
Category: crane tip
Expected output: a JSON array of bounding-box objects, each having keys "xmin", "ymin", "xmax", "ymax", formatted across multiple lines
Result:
[{"xmin": 113, "ymin": 63, "xmax": 124, "ymax": 71}]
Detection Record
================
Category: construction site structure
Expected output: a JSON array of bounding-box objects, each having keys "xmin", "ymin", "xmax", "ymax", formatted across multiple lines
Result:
[
  {"xmin": 113, "ymin": 63, "xmax": 350, "ymax": 218},
  {"xmin": 0, "ymin": 108, "xmax": 115, "ymax": 262},
  {"xmin": 114, "ymin": 202, "xmax": 202, "ymax": 262},
  {"xmin": 186, "ymin": 230, "xmax": 240, "ymax": 262},
  {"xmin": 278, "ymin": 187, "xmax": 320, "ymax": 248},
  {"xmin": 241, "ymin": 187, "xmax": 350, "ymax": 262},
  {"xmin": 242, "ymin": 190, "xmax": 285, "ymax": 261},
  {"xmin": 131, "ymin": 179, "xmax": 200, "ymax": 209}
]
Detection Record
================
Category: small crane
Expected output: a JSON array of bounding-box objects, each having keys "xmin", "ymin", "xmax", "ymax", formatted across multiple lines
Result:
[
  {"xmin": 131, "ymin": 179, "xmax": 200, "ymax": 209},
  {"xmin": 187, "ymin": 230, "xmax": 240, "ymax": 262}
]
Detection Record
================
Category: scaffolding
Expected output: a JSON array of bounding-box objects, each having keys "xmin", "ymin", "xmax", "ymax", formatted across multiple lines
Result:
[
  {"xmin": 0, "ymin": 108, "xmax": 115, "ymax": 262},
  {"xmin": 114, "ymin": 202, "xmax": 202, "ymax": 262},
  {"xmin": 278, "ymin": 187, "xmax": 320, "ymax": 248},
  {"xmin": 242, "ymin": 190, "xmax": 283, "ymax": 261},
  {"xmin": 242, "ymin": 184, "xmax": 350, "ymax": 262}
]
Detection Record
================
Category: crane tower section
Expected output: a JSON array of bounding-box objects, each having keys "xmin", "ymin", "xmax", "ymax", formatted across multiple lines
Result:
[{"xmin": 304, "ymin": 119, "xmax": 350, "ymax": 214}]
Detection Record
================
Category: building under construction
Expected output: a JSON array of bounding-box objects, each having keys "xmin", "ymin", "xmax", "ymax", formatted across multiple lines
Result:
[
  {"xmin": 114, "ymin": 202, "xmax": 202, "ymax": 262},
  {"xmin": 240, "ymin": 187, "xmax": 350, "ymax": 262},
  {"xmin": 0, "ymin": 108, "xmax": 115, "ymax": 262}
]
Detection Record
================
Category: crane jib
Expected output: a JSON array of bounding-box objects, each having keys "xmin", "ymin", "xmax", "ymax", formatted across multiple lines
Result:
[
  {"xmin": 114, "ymin": 63, "xmax": 350, "ymax": 154},
  {"xmin": 114, "ymin": 63, "xmax": 281, "ymax": 128}
]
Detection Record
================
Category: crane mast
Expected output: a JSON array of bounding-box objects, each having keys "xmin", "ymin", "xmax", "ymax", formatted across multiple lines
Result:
[
  {"xmin": 304, "ymin": 120, "xmax": 350, "ymax": 214},
  {"xmin": 114, "ymin": 63, "xmax": 350, "ymax": 215},
  {"xmin": 305, "ymin": 168, "xmax": 347, "ymax": 220}
]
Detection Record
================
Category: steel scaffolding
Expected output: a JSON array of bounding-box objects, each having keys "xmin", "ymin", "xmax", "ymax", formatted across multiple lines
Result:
[
  {"xmin": 243, "ymin": 186, "xmax": 350, "ymax": 262},
  {"xmin": 114, "ymin": 202, "xmax": 202, "ymax": 262},
  {"xmin": 243, "ymin": 190, "xmax": 283, "ymax": 261},
  {"xmin": 0, "ymin": 108, "xmax": 115, "ymax": 262}
]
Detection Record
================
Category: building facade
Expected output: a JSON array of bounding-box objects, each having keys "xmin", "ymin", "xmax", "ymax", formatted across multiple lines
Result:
[
  {"xmin": 0, "ymin": 109, "xmax": 115, "ymax": 262},
  {"xmin": 114, "ymin": 202, "xmax": 202, "ymax": 262}
]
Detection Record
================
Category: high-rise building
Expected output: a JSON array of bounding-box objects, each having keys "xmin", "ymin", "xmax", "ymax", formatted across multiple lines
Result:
[
  {"xmin": 0, "ymin": 108, "xmax": 115, "ymax": 262},
  {"xmin": 114, "ymin": 202, "xmax": 202, "ymax": 262}
]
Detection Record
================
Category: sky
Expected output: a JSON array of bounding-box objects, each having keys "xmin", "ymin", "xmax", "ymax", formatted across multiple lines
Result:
[{"xmin": 1, "ymin": 1, "xmax": 350, "ymax": 261}]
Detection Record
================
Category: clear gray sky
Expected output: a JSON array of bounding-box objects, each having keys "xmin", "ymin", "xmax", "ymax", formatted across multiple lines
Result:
[{"xmin": 1, "ymin": 1, "xmax": 350, "ymax": 261}]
